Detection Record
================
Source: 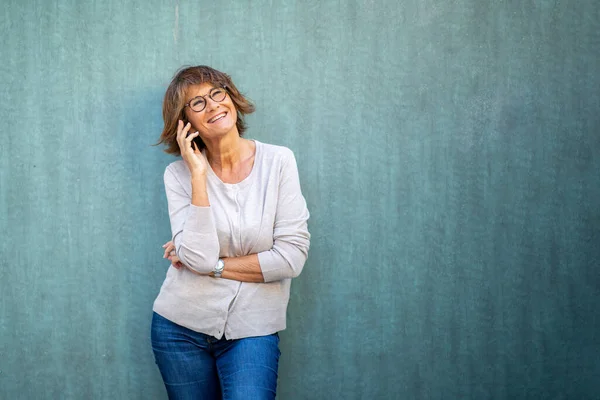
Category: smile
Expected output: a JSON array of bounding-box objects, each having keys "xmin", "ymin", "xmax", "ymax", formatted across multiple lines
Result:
[{"xmin": 208, "ymin": 112, "xmax": 227, "ymax": 123}]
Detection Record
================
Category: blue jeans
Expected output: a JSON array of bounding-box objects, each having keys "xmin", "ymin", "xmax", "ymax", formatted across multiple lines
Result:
[{"xmin": 151, "ymin": 312, "xmax": 280, "ymax": 400}]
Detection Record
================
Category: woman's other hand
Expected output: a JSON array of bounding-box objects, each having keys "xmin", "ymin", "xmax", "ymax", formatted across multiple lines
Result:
[
  {"xmin": 176, "ymin": 120, "xmax": 208, "ymax": 176},
  {"xmin": 162, "ymin": 240, "xmax": 183, "ymax": 269}
]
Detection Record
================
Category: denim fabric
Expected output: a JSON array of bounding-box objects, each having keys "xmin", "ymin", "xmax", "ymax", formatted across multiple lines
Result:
[{"xmin": 151, "ymin": 312, "xmax": 280, "ymax": 400}]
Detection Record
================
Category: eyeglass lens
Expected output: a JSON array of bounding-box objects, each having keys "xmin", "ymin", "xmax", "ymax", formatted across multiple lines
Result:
[{"xmin": 189, "ymin": 88, "xmax": 227, "ymax": 112}]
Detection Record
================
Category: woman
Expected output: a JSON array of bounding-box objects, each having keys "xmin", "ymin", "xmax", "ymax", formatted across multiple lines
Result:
[{"xmin": 151, "ymin": 65, "xmax": 310, "ymax": 399}]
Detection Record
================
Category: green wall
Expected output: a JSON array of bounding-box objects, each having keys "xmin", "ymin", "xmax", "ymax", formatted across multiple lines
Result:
[{"xmin": 1, "ymin": 1, "xmax": 599, "ymax": 399}]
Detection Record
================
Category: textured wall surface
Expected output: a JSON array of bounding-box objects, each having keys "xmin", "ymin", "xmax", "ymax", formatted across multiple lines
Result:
[{"xmin": 1, "ymin": 0, "xmax": 599, "ymax": 399}]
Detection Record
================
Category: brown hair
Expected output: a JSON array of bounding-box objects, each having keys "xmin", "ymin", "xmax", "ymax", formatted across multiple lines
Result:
[{"xmin": 156, "ymin": 65, "xmax": 255, "ymax": 155}]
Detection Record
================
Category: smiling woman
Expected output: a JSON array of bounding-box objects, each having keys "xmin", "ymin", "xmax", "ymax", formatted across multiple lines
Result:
[
  {"xmin": 157, "ymin": 66, "xmax": 255, "ymax": 154},
  {"xmin": 151, "ymin": 66, "xmax": 311, "ymax": 400}
]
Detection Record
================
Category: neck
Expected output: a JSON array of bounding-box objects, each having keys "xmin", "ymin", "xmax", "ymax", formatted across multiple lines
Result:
[{"xmin": 204, "ymin": 135, "xmax": 247, "ymax": 170}]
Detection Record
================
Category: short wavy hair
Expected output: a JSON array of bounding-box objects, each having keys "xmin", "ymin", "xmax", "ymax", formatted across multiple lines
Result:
[{"xmin": 157, "ymin": 65, "xmax": 255, "ymax": 155}]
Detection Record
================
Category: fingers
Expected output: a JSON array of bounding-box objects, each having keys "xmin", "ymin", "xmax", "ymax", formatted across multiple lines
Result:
[
  {"xmin": 185, "ymin": 130, "xmax": 200, "ymax": 151},
  {"xmin": 166, "ymin": 249, "xmax": 176, "ymax": 260},
  {"xmin": 176, "ymin": 119, "xmax": 190, "ymax": 140},
  {"xmin": 176, "ymin": 120, "xmax": 201, "ymax": 154},
  {"xmin": 176, "ymin": 120, "xmax": 189, "ymax": 149},
  {"xmin": 162, "ymin": 239, "xmax": 182, "ymax": 269},
  {"xmin": 169, "ymin": 255, "xmax": 182, "ymax": 269},
  {"xmin": 176, "ymin": 120, "xmax": 193, "ymax": 149},
  {"xmin": 162, "ymin": 241, "xmax": 175, "ymax": 258}
]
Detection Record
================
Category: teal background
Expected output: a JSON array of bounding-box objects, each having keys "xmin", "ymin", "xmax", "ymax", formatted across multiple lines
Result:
[{"xmin": 1, "ymin": 0, "xmax": 599, "ymax": 399}]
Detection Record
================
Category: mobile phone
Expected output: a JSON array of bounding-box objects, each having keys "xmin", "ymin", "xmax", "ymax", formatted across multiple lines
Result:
[{"xmin": 184, "ymin": 123, "xmax": 203, "ymax": 151}]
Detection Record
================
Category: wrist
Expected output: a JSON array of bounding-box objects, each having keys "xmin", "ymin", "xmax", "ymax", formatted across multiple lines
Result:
[
  {"xmin": 212, "ymin": 258, "xmax": 225, "ymax": 278},
  {"xmin": 191, "ymin": 170, "xmax": 207, "ymax": 181}
]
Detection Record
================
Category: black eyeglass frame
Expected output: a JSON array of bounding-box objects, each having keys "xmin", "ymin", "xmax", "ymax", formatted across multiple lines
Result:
[{"xmin": 184, "ymin": 86, "xmax": 229, "ymax": 113}]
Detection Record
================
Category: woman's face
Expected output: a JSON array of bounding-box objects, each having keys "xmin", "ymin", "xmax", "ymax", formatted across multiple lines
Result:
[{"xmin": 183, "ymin": 82, "xmax": 238, "ymax": 141}]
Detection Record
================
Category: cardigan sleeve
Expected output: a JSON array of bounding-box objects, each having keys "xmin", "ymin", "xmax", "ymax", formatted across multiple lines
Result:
[
  {"xmin": 257, "ymin": 149, "xmax": 311, "ymax": 282},
  {"xmin": 164, "ymin": 165, "xmax": 220, "ymax": 274}
]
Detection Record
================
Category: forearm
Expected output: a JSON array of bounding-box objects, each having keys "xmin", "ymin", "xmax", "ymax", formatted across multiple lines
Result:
[
  {"xmin": 218, "ymin": 235, "xmax": 310, "ymax": 283},
  {"xmin": 165, "ymin": 166, "xmax": 218, "ymax": 273},
  {"xmin": 191, "ymin": 173, "xmax": 209, "ymax": 206},
  {"xmin": 219, "ymin": 254, "xmax": 265, "ymax": 283},
  {"xmin": 176, "ymin": 254, "xmax": 263, "ymax": 282}
]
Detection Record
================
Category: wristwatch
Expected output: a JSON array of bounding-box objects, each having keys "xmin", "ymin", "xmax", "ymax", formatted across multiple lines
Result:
[{"xmin": 213, "ymin": 259, "xmax": 225, "ymax": 278}]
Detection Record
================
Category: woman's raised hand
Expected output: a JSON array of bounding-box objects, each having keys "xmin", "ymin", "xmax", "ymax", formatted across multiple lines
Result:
[{"xmin": 176, "ymin": 120, "xmax": 208, "ymax": 176}]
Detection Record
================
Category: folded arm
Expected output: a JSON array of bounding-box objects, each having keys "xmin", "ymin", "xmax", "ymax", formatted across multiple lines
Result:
[
  {"xmin": 163, "ymin": 149, "xmax": 310, "ymax": 282},
  {"xmin": 165, "ymin": 166, "xmax": 220, "ymax": 274}
]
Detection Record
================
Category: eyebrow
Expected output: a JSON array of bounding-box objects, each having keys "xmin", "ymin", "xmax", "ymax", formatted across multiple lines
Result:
[{"xmin": 187, "ymin": 87, "xmax": 219, "ymax": 102}]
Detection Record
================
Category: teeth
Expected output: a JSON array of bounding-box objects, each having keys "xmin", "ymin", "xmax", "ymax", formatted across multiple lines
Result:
[{"xmin": 209, "ymin": 112, "xmax": 226, "ymax": 123}]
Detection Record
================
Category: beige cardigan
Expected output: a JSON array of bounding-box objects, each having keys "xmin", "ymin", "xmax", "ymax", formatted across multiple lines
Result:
[{"xmin": 153, "ymin": 141, "xmax": 310, "ymax": 339}]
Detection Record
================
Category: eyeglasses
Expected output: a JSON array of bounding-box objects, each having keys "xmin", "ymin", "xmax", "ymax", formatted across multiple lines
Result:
[{"xmin": 184, "ymin": 87, "xmax": 228, "ymax": 113}]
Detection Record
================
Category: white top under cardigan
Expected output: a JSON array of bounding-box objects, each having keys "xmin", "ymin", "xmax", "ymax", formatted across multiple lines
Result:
[{"xmin": 152, "ymin": 140, "xmax": 311, "ymax": 340}]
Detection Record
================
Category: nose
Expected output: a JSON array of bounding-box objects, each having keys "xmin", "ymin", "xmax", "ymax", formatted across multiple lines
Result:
[{"xmin": 204, "ymin": 96, "xmax": 220, "ymax": 112}]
